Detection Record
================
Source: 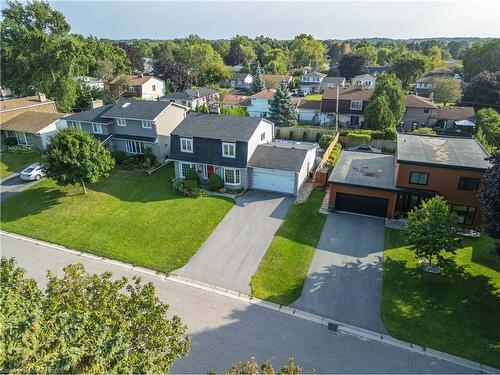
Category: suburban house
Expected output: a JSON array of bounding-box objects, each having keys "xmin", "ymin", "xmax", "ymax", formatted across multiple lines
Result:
[
  {"xmin": 300, "ymin": 72, "xmax": 326, "ymax": 94},
  {"xmin": 74, "ymin": 76, "xmax": 104, "ymax": 91},
  {"xmin": 415, "ymin": 69, "xmax": 458, "ymax": 98},
  {"xmin": 142, "ymin": 57, "xmax": 154, "ymax": 74},
  {"xmin": 170, "ymin": 113, "xmax": 317, "ymax": 195},
  {"xmin": 320, "ymin": 77, "xmax": 346, "ymax": 91},
  {"xmin": 428, "ymin": 68, "xmax": 455, "ymax": 78},
  {"xmin": 244, "ymin": 89, "xmax": 276, "ymax": 118},
  {"xmin": 160, "ymin": 88, "xmax": 220, "ymax": 111},
  {"xmin": 328, "ymin": 133, "xmax": 489, "ymax": 227},
  {"xmin": 221, "ymin": 93, "xmax": 249, "ymax": 107},
  {"xmin": 112, "ymin": 75, "xmax": 165, "ymax": 100},
  {"xmin": 351, "ymin": 73, "xmax": 377, "ymax": 88},
  {"xmin": 262, "ymin": 74, "xmax": 293, "ymax": 89},
  {"xmin": 0, "ymin": 94, "xmax": 57, "ymax": 124},
  {"xmin": 319, "ymin": 87, "xmax": 373, "ymax": 127},
  {"xmin": 401, "ymin": 94, "xmax": 436, "ymax": 132},
  {"xmin": 429, "ymin": 106, "xmax": 476, "ymax": 134},
  {"xmin": 64, "ymin": 99, "xmax": 188, "ymax": 162},
  {"xmin": 1, "ymin": 111, "xmax": 66, "ymax": 149},
  {"xmin": 229, "ymin": 73, "xmax": 254, "ymax": 90},
  {"xmin": 296, "ymin": 99, "xmax": 321, "ymax": 125},
  {"xmin": 367, "ymin": 66, "xmax": 392, "ymax": 76}
]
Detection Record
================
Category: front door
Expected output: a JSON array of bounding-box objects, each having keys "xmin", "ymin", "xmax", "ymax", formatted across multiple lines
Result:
[{"xmin": 207, "ymin": 165, "xmax": 214, "ymax": 177}]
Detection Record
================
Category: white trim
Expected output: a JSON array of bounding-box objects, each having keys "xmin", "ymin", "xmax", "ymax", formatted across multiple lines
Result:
[
  {"xmin": 125, "ymin": 140, "xmax": 144, "ymax": 154},
  {"xmin": 221, "ymin": 142, "xmax": 236, "ymax": 158},
  {"xmin": 117, "ymin": 118, "xmax": 126, "ymax": 127},
  {"xmin": 180, "ymin": 162, "xmax": 193, "ymax": 178},
  {"xmin": 350, "ymin": 100, "xmax": 363, "ymax": 110},
  {"xmin": 180, "ymin": 137, "xmax": 193, "ymax": 153},
  {"xmin": 223, "ymin": 167, "xmax": 240, "ymax": 185},
  {"xmin": 203, "ymin": 165, "xmax": 208, "ymax": 179},
  {"xmin": 92, "ymin": 123, "xmax": 103, "ymax": 134},
  {"xmin": 141, "ymin": 120, "xmax": 153, "ymax": 129}
]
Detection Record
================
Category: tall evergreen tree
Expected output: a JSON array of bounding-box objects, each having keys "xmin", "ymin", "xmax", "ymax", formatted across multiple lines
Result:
[
  {"xmin": 269, "ymin": 80, "xmax": 297, "ymax": 127},
  {"xmin": 363, "ymin": 92, "xmax": 396, "ymax": 130},
  {"xmin": 250, "ymin": 65, "xmax": 266, "ymax": 94},
  {"xmin": 372, "ymin": 73, "xmax": 406, "ymax": 123}
]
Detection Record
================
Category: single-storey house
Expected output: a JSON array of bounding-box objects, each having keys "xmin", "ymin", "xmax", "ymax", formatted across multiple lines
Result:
[{"xmin": 297, "ymin": 99, "xmax": 321, "ymax": 125}]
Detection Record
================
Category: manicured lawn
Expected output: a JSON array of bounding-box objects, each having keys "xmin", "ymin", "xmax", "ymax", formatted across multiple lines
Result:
[
  {"xmin": 1, "ymin": 164, "xmax": 234, "ymax": 273},
  {"xmin": 304, "ymin": 94, "xmax": 322, "ymax": 101},
  {"xmin": 383, "ymin": 228, "xmax": 500, "ymax": 367},
  {"xmin": 0, "ymin": 150, "xmax": 42, "ymax": 178},
  {"xmin": 251, "ymin": 190, "xmax": 327, "ymax": 305}
]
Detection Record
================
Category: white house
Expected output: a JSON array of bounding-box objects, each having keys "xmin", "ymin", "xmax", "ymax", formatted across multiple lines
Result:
[
  {"xmin": 160, "ymin": 87, "xmax": 220, "ymax": 110},
  {"xmin": 296, "ymin": 99, "xmax": 321, "ymax": 125},
  {"xmin": 300, "ymin": 72, "xmax": 326, "ymax": 94},
  {"xmin": 351, "ymin": 73, "xmax": 377, "ymax": 88},
  {"xmin": 229, "ymin": 73, "xmax": 254, "ymax": 90},
  {"xmin": 244, "ymin": 89, "xmax": 276, "ymax": 118},
  {"xmin": 112, "ymin": 75, "xmax": 166, "ymax": 100}
]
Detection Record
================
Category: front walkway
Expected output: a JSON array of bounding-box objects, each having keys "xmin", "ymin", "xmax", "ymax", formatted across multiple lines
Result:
[
  {"xmin": 174, "ymin": 190, "xmax": 293, "ymax": 294},
  {"xmin": 292, "ymin": 212, "xmax": 388, "ymax": 333}
]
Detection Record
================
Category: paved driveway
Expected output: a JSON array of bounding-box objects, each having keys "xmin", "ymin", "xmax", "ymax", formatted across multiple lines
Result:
[
  {"xmin": 292, "ymin": 212, "xmax": 387, "ymax": 333},
  {"xmin": 0, "ymin": 173, "xmax": 42, "ymax": 201},
  {"xmin": 174, "ymin": 190, "xmax": 293, "ymax": 294}
]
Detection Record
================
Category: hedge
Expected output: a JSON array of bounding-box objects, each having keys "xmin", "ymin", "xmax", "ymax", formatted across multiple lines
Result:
[
  {"xmin": 338, "ymin": 129, "xmax": 385, "ymax": 139},
  {"xmin": 347, "ymin": 132, "xmax": 371, "ymax": 143}
]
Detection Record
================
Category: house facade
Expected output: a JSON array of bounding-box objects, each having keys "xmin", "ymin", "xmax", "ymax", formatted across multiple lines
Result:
[
  {"xmin": 112, "ymin": 75, "xmax": 165, "ymax": 100},
  {"xmin": 401, "ymin": 94, "xmax": 436, "ymax": 132},
  {"xmin": 328, "ymin": 134, "xmax": 490, "ymax": 227},
  {"xmin": 300, "ymin": 72, "xmax": 326, "ymax": 94},
  {"xmin": 429, "ymin": 106, "xmax": 475, "ymax": 134},
  {"xmin": 160, "ymin": 88, "xmax": 220, "ymax": 111},
  {"xmin": 351, "ymin": 73, "xmax": 377, "ymax": 88},
  {"xmin": 296, "ymin": 99, "xmax": 321, "ymax": 125},
  {"xmin": 229, "ymin": 73, "xmax": 254, "ymax": 90},
  {"xmin": 64, "ymin": 99, "xmax": 188, "ymax": 162},
  {"xmin": 170, "ymin": 113, "xmax": 317, "ymax": 195},
  {"xmin": 244, "ymin": 89, "xmax": 276, "ymax": 118},
  {"xmin": 415, "ymin": 76, "xmax": 435, "ymax": 98},
  {"xmin": 319, "ymin": 87, "xmax": 373, "ymax": 127}
]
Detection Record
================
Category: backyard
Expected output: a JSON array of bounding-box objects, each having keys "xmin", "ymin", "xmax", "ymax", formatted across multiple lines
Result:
[
  {"xmin": 251, "ymin": 190, "xmax": 327, "ymax": 305},
  {"xmin": 304, "ymin": 93, "xmax": 322, "ymax": 101},
  {"xmin": 0, "ymin": 150, "xmax": 42, "ymax": 178},
  {"xmin": 0, "ymin": 164, "xmax": 234, "ymax": 273},
  {"xmin": 382, "ymin": 228, "xmax": 500, "ymax": 367}
]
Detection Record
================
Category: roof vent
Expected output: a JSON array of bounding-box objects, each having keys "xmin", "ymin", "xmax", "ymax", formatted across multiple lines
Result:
[{"xmin": 121, "ymin": 102, "xmax": 131, "ymax": 108}]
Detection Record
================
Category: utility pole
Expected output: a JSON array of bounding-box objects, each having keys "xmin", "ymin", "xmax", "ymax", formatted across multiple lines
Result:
[{"xmin": 335, "ymin": 85, "xmax": 339, "ymax": 132}]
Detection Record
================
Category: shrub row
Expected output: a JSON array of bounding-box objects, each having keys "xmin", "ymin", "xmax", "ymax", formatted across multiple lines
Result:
[
  {"xmin": 6, "ymin": 145, "xmax": 34, "ymax": 154},
  {"xmin": 324, "ymin": 143, "xmax": 342, "ymax": 168}
]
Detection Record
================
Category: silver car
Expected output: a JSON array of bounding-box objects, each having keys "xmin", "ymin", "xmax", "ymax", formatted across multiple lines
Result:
[{"xmin": 20, "ymin": 163, "xmax": 45, "ymax": 181}]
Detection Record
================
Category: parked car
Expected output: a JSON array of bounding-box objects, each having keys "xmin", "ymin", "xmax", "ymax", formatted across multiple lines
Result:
[{"xmin": 20, "ymin": 163, "xmax": 45, "ymax": 181}]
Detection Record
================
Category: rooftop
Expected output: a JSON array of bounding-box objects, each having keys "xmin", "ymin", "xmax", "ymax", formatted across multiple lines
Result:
[
  {"xmin": 405, "ymin": 94, "xmax": 436, "ymax": 109},
  {"xmin": 322, "ymin": 76, "xmax": 346, "ymax": 83},
  {"xmin": 262, "ymin": 74, "xmax": 292, "ymax": 88},
  {"xmin": 297, "ymin": 99, "xmax": 321, "ymax": 110},
  {"xmin": 162, "ymin": 87, "xmax": 219, "ymax": 100},
  {"xmin": 249, "ymin": 89, "xmax": 276, "ymax": 100},
  {"xmin": 0, "ymin": 95, "xmax": 55, "ymax": 112},
  {"xmin": 231, "ymin": 73, "xmax": 253, "ymax": 80},
  {"xmin": 397, "ymin": 133, "xmax": 490, "ymax": 170},
  {"xmin": 303, "ymin": 72, "xmax": 327, "ymax": 78},
  {"xmin": 328, "ymin": 151, "xmax": 396, "ymax": 190},
  {"xmin": 111, "ymin": 75, "xmax": 162, "ymax": 86},
  {"xmin": 322, "ymin": 87, "xmax": 374, "ymax": 101},
  {"xmin": 171, "ymin": 112, "xmax": 270, "ymax": 142},
  {"xmin": 102, "ymin": 99, "xmax": 177, "ymax": 120},
  {"xmin": 65, "ymin": 104, "xmax": 114, "ymax": 123},
  {"xmin": 431, "ymin": 106, "xmax": 475, "ymax": 120},
  {"xmin": 0, "ymin": 111, "xmax": 65, "ymax": 133},
  {"xmin": 248, "ymin": 142, "xmax": 317, "ymax": 172}
]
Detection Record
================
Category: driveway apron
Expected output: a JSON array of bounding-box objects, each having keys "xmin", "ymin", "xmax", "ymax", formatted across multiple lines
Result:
[{"xmin": 1, "ymin": 173, "xmax": 42, "ymax": 201}]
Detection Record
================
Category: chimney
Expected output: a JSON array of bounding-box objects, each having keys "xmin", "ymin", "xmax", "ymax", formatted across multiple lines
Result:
[
  {"xmin": 91, "ymin": 99, "xmax": 103, "ymax": 109},
  {"xmin": 37, "ymin": 93, "xmax": 47, "ymax": 102}
]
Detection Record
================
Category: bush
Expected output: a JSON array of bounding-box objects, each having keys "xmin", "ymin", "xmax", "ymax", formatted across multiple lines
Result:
[
  {"xmin": 185, "ymin": 167, "xmax": 200, "ymax": 183},
  {"xmin": 194, "ymin": 188, "xmax": 209, "ymax": 197},
  {"xmin": 383, "ymin": 127, "xmax": 397, "ymax": 140},
  {"xmin": 412, "ymin": 127, "xmax": 437, "ymax": 135},
  {"xmin": 171, "ymin": 178, "xmax": 184, "ymax": 191},
  {"xmin": 183, "ymin": 179, "xmax": 198, "ymax": 191},
  {"xmin": 302, "ymin": 131, "xmax": 308, "ymax": 141},
  {"xmin": 122, "ymin": 163, "xmax": 135, "ymax": 170},
  {"xmin": 143, "ymin": 147, "xmax": 158, "ymax": 169},
  {"xmin": 208, "ymin": 173, "xmax": 224, "ymax": 191},
  {"xmin": 276, "ymin": 128, "xmax": 281, "ymax": 138},
  {"xmin": 315, "ymin": 132, "xmax": 322, "ymax": 142},
  {"xmin": 319, "ymin": 134, "xmax": 335, "ymax": 150},
  {"xmin": 289, "ymin": 130, "xmax": 294, "ymax": 140},
  {"xmin": 338, "ymin": 129, "xmax": 385, "ymax": 139},
  {"xmin": 3, "ymin": 137, "xmax": 17, "ymax": 146},
  {"xmin": 111, "ymin": 150, "xmax": 126, "ymax": 164},
  {"xmin": 347, "ymin": 132, "xmax": 371, "ymax": 144},
  {"xmin": 325, "ymin": 143, "xmax": 342, "ymax": 168},
  {"xmin": 6, "ymin": 145, "xmax": 34, "ymax": 154}
]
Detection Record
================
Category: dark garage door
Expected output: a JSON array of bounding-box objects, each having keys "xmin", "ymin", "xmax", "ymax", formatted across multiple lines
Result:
[{"xmin": 335, "ymin": 193, "xmax": 388, "ymax": 218}]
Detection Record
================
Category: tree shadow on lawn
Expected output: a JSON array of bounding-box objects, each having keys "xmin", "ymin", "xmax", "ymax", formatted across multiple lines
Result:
[
  {"xmin": 383, "ymin": 257, "xmax": 500, "ymax": 366},
  {"xmin": 469, "ymin": 237, "xmax": 500, "ymax": 273}
]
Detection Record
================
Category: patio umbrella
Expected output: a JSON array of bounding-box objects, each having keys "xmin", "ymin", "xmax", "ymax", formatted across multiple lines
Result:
[{"xmin": 455, "ymin": 119, "xmax": 475, "ymax": 127}]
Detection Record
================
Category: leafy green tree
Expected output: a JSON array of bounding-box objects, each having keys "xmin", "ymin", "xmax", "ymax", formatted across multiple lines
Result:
[
  {"xmin": 117, "ymin": 42, "xmax": 144, "ymax": 72},
  {"xmin": 43, "ymin": 128, "xmax": 115, "ymax": 194},
  {"xmin": 327, "ymin": 42, "xmax": 342, "ymax": 62},
  {"xmin": 405, "ymin": 196, "xmax": 460, "ymax": 267},
  {"xmin": 153, "ymin": 58, "xmax": 192, "ymax": 92},
  {"xmin": 372, "ymin": 73, "xmax": 406, "ymax": 123},
  {"xmin": 195, "ymin": 103, "xmax": 209, "ymax": 113},
  {"xmin": 353, "ymin": 41, "xmax": 377, "ymax": 65},
  {"xmin": 211, "ymin": 40, "xmax": 231, "ymax": 62},
  {"xmin": 152, "ymin": 40, "xmax": 179, "ymax": 61},
  {"xmin": 73, "ymin": 83, "xmax": 103, "ymax": 112},
  {"xmin": 0, "ymin": 258, "xmax": 190, "ymax": 373},
  {"xmin": 475, "ymin": 108, "xmax": 500, "ymax": 148},
  {"xmin": 217, "ymin": 357, "xmax": 301, "ymax": 374},
  {"xmin": 291, "ymin": 35, "xmax": 327, "ymax": 69},
  {"xmin": 463, "ymin": 39, "xmax": 500, "ymax": 81},
  {"xmin": 462, "ymin": 71, "xmax": 500, "ymax": 110},
  {"xmin": 262, "ymin": 48, "xmax": 290, "ymax": 75},
  {"xmin": 130, "ymin": 39, "xmax": 154, "ymax": 57},
  {"xmin": 363, "ymin": 93, "xmax": 396, "ymax": 130},
  {"xmin": 432, "ymin": 78, "xmax": 462, "ymax": 104},
  {"xmin": 93, "ymin": 60, "xmax": 116, "ymax": 84},
  {"xmin": 477, "ymin": 153, "xmax": 500, "ymax": 257},
  {"xmin": 251, "ymin": 65, "xmax": 266, "ymax": 93},
  {"xmin": 392, "ymin": 52, "xmax": 429, "ymax": 89},
  {"xmin": 446, "ymin": 41, "xmax": 469, "ymax": 60},
  {"xmin": 220, "ymin": 105, "xmax": 248, "ymax": 117},
  {"xmin": 338, "ymin": 53, "xmax": 367, "ymax": 80},
  {"xmin": 269, "ymin": 80, "xmax": 297, "ymax": 126},
  {"xmin": 423, "ymin": 45, "xmax": 446, "ymax": 70},
  {"xmin": 106, "ymin": 74, "xmax": 132, "ymax": 103}
]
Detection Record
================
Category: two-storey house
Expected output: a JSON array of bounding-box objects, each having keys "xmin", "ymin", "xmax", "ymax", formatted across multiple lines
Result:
[
  {"xmin": 170, "ymin": 113, "xmax": 317, "ymax": 195},
  {"xmin": 160, "ymin": 88, "xmax": 220, "ymax": 111},
  {"xmin": 351, "ymin": 73, "xmax": 377, "ymax": 88},
  {"xmin": 300, "ymin": 72, "xmax": 326, "ymax": 94},
  {"xmin": 327, "ymin": 133, "xmax": 490, "ymax": 227},
  {"xmin": 401, "ymin": 94, "xmax": 436, "ymax": 132},
  {"xmin": 229, "ymin": 73, "xmax": 254, "ymax": 90},
  {"xmin": 319, "ymin": 87, "xmax": 373, "ymax": 127},
  {"xmin": 64, "ymin": 99, "xmax": 187, "ymax": 162},
  {"xmin": 111, "ymin": 75, "xmax": 165, "ymax": 100}
]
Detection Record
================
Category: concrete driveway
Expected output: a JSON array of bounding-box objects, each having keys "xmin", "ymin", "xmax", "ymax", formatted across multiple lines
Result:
[
  {"xmin": 0, "ymin": 173, "xmax": 43, "ymax": 201},
  {"xmin": 174, "ymin": 190, "xmax": 293, "ymax": 294},
  {"xmin": 292, "ymin": 212, "xmax": 387, "ymax": 333}
]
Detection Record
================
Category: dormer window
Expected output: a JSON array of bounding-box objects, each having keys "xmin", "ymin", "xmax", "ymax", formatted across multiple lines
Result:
[
  {"xmin": 180, "ymin": 137, "xmax": 193, "ymax": 153},
  {"xmin": 142, "ymin": 120, "xmax": 152, "ymax": 129},
  {"xmin": 117, "ymin": 118, "xmax": 126, "ymax": 126},
  {"xmin": 92, "ymin": 123, "xmax": 103, "ymax": 134},
  {"xmin": 222, "ymin": 142, "xmax": 236, "ymax": 158},
  {"xmin": 350, "ymin": 100, "xmax": 363, "ymax": 110}
]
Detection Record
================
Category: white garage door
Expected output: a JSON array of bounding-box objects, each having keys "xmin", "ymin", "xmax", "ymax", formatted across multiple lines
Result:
[{"xmin": 252, "ymin": 168, "xmax": 295, "ymax": 194}]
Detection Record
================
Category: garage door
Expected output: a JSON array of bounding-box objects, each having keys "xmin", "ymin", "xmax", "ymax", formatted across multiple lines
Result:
[
  {"xmin": 335, "ymin": 193, "xmax": 388, "ymax": 218},
  {"xmin": 252, "ymin": 168, "xmax": 295, "ymax": 194}
]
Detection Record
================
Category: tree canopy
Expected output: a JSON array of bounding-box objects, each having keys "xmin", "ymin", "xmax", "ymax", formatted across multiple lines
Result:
[
  {"xmin": 269, "ymin": 80, "xmax": 297, "ymax": 127},
  {"xmin": 291, "ymin": 35, "xmax": 327, "ymax": 70},
  {"xmin": 153, "ymin": 57, "xmax": 192, "ymax": 92},
  {"xmin": 363, "ymin": 93, "xmax": 396, "ymax": 130},
  {"xmin": 432, "ymin": 78, "xmax": 462, "ymax": 104},
  {"xmin": 372, "ymin": 73, "xmax": 406, "ymax": 123},
  {"xmin": 475, "ymin": 108, "xmax": 500, "ymax": 149},
  {"xmin": 463, "ymin": 39, "xmax": 500, "ymax": 81},
  {"xmin": 338, "ymin": 53, "xmax": 367, "ymax": 80},
  {"xmin": 392, "ymin": 52, "xmax": 429, "ymax": 90},
  {"xmin": 462, "ymin": 71, "xmax": 500, "ymax": 110}
]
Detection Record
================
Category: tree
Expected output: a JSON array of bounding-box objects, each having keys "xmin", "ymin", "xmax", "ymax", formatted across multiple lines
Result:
[
  {"xmin": 153, "ymin": 57, "xmax": 192, "ymax": 92},
  {"xmin": 262, "ymin": 48, "xmax": 290, "ymax": 75},
  {"xmin": 327, "ymin": 42, "xmax": 342, "ymax": 62},
  {"xmin": 93, "ymin": 60, "xmax": 115, "ymax": 83},
  {"xmin": 117, "ymin": 42, "xmax": 144, "ymax": 72},
  {"xmin": 250, "ymin": 65, "xmax": 266, "ymax": 93},
  {"xmin": 446, "ymin": 41, "xmax": 469, "ymax": 60},
  {"xmin": 0, "ymin": 258, "xmax": 190, "ymax": 373},
  {"xmin": 405, "ymin": 196, "xmax": 460, "ymax": 268},
  {"xmin": 216, "ymin": 357, "xmax": 301, "ymax": 375},
  {"xmin": 269, "ymin": 80, "xmax": 297, "ymax": 127},
  {"xmin": 130, "ymin": 39, "xmax": 153, "ymax": 57},
  {"xmin": 363, "ymin": 93, "xmax": 396, "ymax": 130},
  {"xmin": 220, "ymin": 105, "xmax": 248, "ymax": 117},
  {"xmin": 475, "ymin": 108, "xmax": 500, "ymax": 149},
  {"xmin": 372, "ymin": 73, "xmax": 406, "ymax": 123},
  {"xmin": 291, "ymin": 35, "xmax": 327, "ymax": 69},
  {"xmin": 423, "ymin": 45, "xmax": 446, "ymax": 70},
  {"xmin": 152, "ymin": 40, "xmax": 179, "ymax": 61},
  {"xmin": 432, "ymin": 78, "xmax": 462, "ymax": 104},
  {"xmin": 477, "ymin": 153, "xmax": 500, "ymax": 257},
  {"xmin": 462, "ymin": 71, "xmax": 500, "ymax": 110},
  {"xmin": 73, "ymin": 83, "xmax": 103, "ymax": 112},
  {"xmin": 392, "ymin": 52, "xmax": 429, "ymax": 89},
  {"xmin": 463, "ymin": 39, "xmax": 500, "ymax": 81},
  {"xmin": 353, "ymin": 41, "xmax": 377, "ymax": 65},
  {"xmin": 338, "ymin": 53, "xmax": 367, "ymax": 80},
  {"xmin": 43, "ymin": 128, "xmax": 115, "ymax": 194},
  {"xmin": 105, "ymin": 74, "xmax": 132, "ymax": 103}
]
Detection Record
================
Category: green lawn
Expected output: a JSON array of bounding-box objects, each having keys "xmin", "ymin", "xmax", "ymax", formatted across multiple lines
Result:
[
  {"xmin": 251, "ymin": 190, "xmax": 327, "ymax": 305},
  {"xmin": 0, "ymin": 150, "xmax": 42, "ymax": 178},
  {"xmin": 1, "ymin": 164, "xmax": 234, "ymax": 273},
  {"xmin": 304, "ymin": 94, "xmax": 322, "ymax": 101},
  {"xmin": 382, "ymin": 229, "xmax": 500, "ymax": 367}
]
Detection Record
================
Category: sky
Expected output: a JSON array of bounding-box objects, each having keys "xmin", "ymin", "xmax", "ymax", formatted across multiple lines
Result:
[{"xmin": 44, "ymin": 0, "xmax": 500, "ymax": 40}]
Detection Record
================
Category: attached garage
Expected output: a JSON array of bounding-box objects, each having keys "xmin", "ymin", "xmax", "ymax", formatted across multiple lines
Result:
[
  {"xmin": 252, "ymin": 168, "xmax": 295, "ymax": 194},
  {"xmin": 334, "ymin": 192, "xmax": 388, "ymax": 218}
]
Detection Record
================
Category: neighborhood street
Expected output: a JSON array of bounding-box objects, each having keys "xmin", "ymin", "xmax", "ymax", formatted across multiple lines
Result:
[
  {"xmin": 1, "ymin": 233, "xmax": 476, "ymax": 373},
  {"xmin": 0, "ymin": 173, "xmax": 42, "ymax": 201}
]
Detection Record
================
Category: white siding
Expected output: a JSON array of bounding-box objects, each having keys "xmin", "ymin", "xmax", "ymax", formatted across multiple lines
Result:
[
  {"xmin": 246, "ymin": 120, "xmax": 274, "ymax": 161},
  {"xmin": 297, "ymin": 147, "xmax": 317, "ymax": 190},
  {"xmin": 141, "ymin": 77, "xmax": 165, "ymax": 100}
]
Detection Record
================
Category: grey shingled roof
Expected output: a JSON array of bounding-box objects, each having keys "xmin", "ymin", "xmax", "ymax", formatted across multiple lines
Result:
[
  {"xmin": 102, "ymin": 99, "xmax": 171, "ymax": 120},
  {"xmin": 322, "ymin": 76, "xmax": 345, "ymax": 83},
  {"xmin": 397, "ymin": 134, "xmax": 490, "ymax": 170},
  {"xmin": 161, "ymin": 87, "xmax": 218, "ymax": 100},
  {"xmin": 231, "ymin": 73, "xmax": 253, "ymax": 80},
  {"xmin": 65, "ymin": 104, "xmax": 114, "ymax": 123},
  {"xmin": 248, "ymin": 142, "xmax": 317, "ymax": 172},
  {"xmin": 171, "ymin": 112, "xmax": 269, "ymax": 142}
]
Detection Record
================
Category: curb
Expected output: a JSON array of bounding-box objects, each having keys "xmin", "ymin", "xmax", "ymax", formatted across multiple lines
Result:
[{"xmin": 2, "ymin": 230, "xmax": 498, "ymax": 373}]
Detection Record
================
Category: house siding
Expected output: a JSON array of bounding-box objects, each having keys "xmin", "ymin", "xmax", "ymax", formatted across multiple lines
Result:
[
  {"xmin": 246, "ymin": 120, "xmax": 274, "ymax": 161},
  {"xmin": 402, "ymin": 108, "xmax": 432, "ymax": 132}
]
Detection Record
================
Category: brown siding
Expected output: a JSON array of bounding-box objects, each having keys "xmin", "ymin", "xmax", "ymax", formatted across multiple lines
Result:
[
  {"xmin": 321, "ymin": 99, "xmax": 368, "ymax": 114},
  {"xmin": 396, "ymin": 163, "xmax": 485, "ymax": 226}
]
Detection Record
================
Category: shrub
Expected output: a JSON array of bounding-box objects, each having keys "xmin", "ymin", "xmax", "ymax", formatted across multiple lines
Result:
[
  {"xmin": 3, "ymin": 137, "xmax": 17, "ymax": 146},
  {"xmin": 143, "ymin": 147, "xmax": 158, "ymax": 169},
  {"xmin": 315, "ymin": 132, "xmax": 322, "ymax": 142},
  {"xmin": 302, "ymin": 131, "xmax": 308, "ymax": 141},
  {"xmin": 208, "ymin": 173, "xmax": 224, "ymax": 191},
  {"xmin": 412, "ymin": 127, "xmax": 437, "ymax": 135},
  {"xmin": 6, "ymin": 145, "xmax": 34, "ymax": 154},
  {"xmin": 347, "ymin": 132, "xmax": 371, "ymax": 144},
  {"xmin": 325, "ymin": 143, "xmax": 342, "ymax": 168},
  {"xmin": 111, "ymin": 150, "xmax": 126, "ymax": 164},
  {"xmin": 194, "ymin": 188, "xmax": 209, "ymax": 197},
  {"xmin": 276, "ymin": 128, "xmax": 281, "ymax": 138},
  {"xmin": 185, "ymin": 167, "xmax": 200, "ymax": 183},
  {"xmin": 171, "ymin": 178, "xmax": 184, "ymax": 191},
  {"xmin": 319, "ymin": 134, "xmax": 335, "ymax": 150},
  {"xmin": 183, "ymin": 179, "xmax": 198, "ymax": 191},
  {"xmin": 338, "ymin": 129, "xmax": 385, "ymax": 139},
  {"xmin": 289, "ymin": 130, "xmax": 294, "ymax": 140}
]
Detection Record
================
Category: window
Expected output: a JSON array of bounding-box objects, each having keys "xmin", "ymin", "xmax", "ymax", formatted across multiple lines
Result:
[
  {"xmin": 92, "ymin": 123, "xmax": 102, "ymax": 134},
  {"xmin": 222, "ymin": 142, "xmax": 236, "ymax": 158},
  {"xmin": 152, "ymin": 84, "xmax": 156, "ymax": 91},
  {"xmin": 424, "ymin": 109, "xmax": 430, "ymax": 113},
  {"xmin": 260, "ymin": 132, "xmax": 266, "ymax": 141},
  {"xmin": 450, "ymin": 205, "xmax": 476, "ymax": 225},
  {"xmin": 125, "ymin": 140, "xmax": 144, "ymax": 154},
  {"xmin": 70, "ymin": 121, "xmax": 82, "ymax": 130},
  {"xmin": 15, "ymin": 132, "xmax": 34, "ymax": 146},
  {"xmin": 350, "ymin": 100, "xmax": 363, "ymax": 110},
  {"xmin": 412, "ymin": 122, "xmax": 418, "ymax": 130},
  {"xmin": 142, "ymin": 120, "xmax": 152, "ymax": 129},
  {"xmin": 224, "ymin": 168, "xmax": 240, "ymax": 185},
  {"xmin": 409, "ymin": 171, "xmax": 429, "ymax": 185},
  {"xmin": 180, "ymin": 138, "xmax": 193, "ymax": 153},
  {"xmin": 180, "ymin": 163, "xmax": 193, "ymax": 178},
  {"xmin": 117, "ymin": 118, "xmax": 126, "ymax": 127},
  {"xmin": 457, "ymin": 177, "xmax": 480, "ymax": 191}
]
